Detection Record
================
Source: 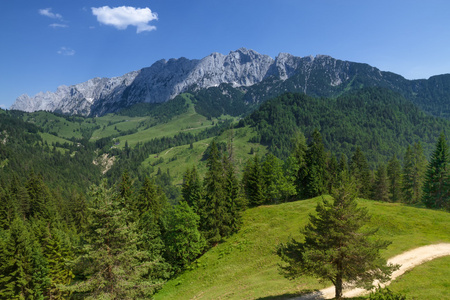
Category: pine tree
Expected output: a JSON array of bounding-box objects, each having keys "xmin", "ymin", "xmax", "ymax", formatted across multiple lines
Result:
[
  {"xmin": 303, "ymin": 129, "xmax": 327, "ymax": 198},
  {"xmin": 290, "ymin": 131, "xmax": 308, "ymax": 198},
  {"xmin": 373, "ymin": 164, "xmax": 390, "ymax": 202},
  {"xmin": 422, "ymin": 133, "xmax": 450, "ymax": 209},
  {"xmin": 0, "ymin": 218, "xmax": 35, "ymax": 299},
  {"xmin": 350, "ymin": 147, "xmax": 372, "ymax": 198},
  {"xmin": 242, "ymin": 155, "xmax": 266, "ymax": 206},
  {"xmin": 262, "ymin": 153, "xmax": 296, "ymax": 203},
  {"xmin": 200, "ymin": 141, "xmax": 228, "ymax": 245},
  {"xmin": 65, "ymin": 180, "xmax": 161, "ymax": 299},
  {"xmin": 387, "ymin": 156, "xmax": 402, "ymax": 202},
  {"xmin": 135, "ymin": 177, "xmax": 166, "ymax": 221},
  {"xmin": 277, "ymin": 178, "xmax": 397, "ymax": 299},
  {"xmin": 402, "ymin": 143, "xmax": 427, "ymax": 204},
  {"xmin": 117, "ymin": 170, "xmax": 133, "ymax": 210},
  {"xmin": 326, "ymin": 153, "xmax": 339, "ymax": 194},
  {"xmin": 44, "ymin": 229, "xmax": 74, "ymax": 299},
  {"xmin": 0, "ymin": 186, "xmax": 16, "ymax": 230},
  {"xmin": 163, "ymin": 201, "xmax": 206, "ymax": 273},
  {"xmin": 222, "ymin": 154, "xmax": 243, "ymax": 235},
  {"xmin": 182, "ymin": 166, "xmax": 204, "ymax": 213}
]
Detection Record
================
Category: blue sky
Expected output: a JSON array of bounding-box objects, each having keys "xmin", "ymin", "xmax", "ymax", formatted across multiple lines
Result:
[{"xmin": 1, "ymin": 0, "xmax": 450, "ymax": 109}]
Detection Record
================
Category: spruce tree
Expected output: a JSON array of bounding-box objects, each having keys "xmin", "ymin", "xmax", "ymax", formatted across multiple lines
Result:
[
  {"xmin": 262, "ymin": 153, "xmax": 296, "ymax": 203},
  {"xmin": 350, "ymin": 147, "xmax": 372, "ymax": 198},
  {"xmin": 373, "ymin": 164, "xmax": 390, "ymax": 202},
  {"xmin": 277, "ymin": 178, "xmax": 396, "ymax": 299},
  {"xmin": 303, "ymin": 129, "xmax": 327, "ymax": 198},
  {"xmin": 242, "ymin": 155, "xmax": 266, "ymax": 206},
  {"xmin": 201, "ymin": 141, "xmax": 227, "ymax": 245},
  {"xmin": 290, "ymin": 131, "xmax": 308, "ymax": 197},
  {"xmin": 182, "ymin": 166, "xmax": 204, "ymax": 213},
  {"xmin": 0, "ymin": 218, "xmax": 35, "ymax": 299},
  {"xmin": 65, "ymin": 180, "xmax": 161, "ymax": 299},
  {"xmin": 163, "ymin": 201, "xmax": 206, "ymax": 273},
  {"xmin": 402, "ymin": 143, "xmax": 427, "ymax": 204},
  {"xmin": 387, "ymin": 156, "xmax": 402, "ymax": 202},
  {"xmin": 422, "ymin": 133, "xmax": 450, "ymax": 209},
  {"xmin": 222, "ymin": 154, "xmax": 243, "ymax": 235}
]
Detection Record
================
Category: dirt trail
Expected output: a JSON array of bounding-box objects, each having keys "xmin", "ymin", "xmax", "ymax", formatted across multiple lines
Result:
[{"xmin": 292, "ymin": 243, "xmax": 450, "ymax": 299}]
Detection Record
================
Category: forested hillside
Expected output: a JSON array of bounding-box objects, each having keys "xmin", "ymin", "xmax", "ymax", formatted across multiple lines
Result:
[
  {"xmin": 1, "ymin": 84, "xmax": 450, "ymax": 299},
  {"xmin": 243, "ymin": 88, "xmax": 450, "ymax": 163}
]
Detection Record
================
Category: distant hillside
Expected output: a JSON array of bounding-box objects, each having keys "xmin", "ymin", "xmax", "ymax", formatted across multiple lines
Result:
[
  {"xmin": 243, "ymin": 88, "xmax": 450, "ymax": 165},
  {"xmin": 0, "ymin": 109, "xmax": 101, "ymax": 193}
]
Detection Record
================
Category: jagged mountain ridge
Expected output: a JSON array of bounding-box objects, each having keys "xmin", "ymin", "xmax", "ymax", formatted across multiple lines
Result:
[{"xmin": 11, "ymin": 48, "xmax": 450, "ymax": 118}]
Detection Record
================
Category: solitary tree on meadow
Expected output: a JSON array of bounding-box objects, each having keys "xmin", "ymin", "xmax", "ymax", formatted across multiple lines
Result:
[{"xmin": 277, "ymin": 176, "xmax": 397, "ymax": 299}]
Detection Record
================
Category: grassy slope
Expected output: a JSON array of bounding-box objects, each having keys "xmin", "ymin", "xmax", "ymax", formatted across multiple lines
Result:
[
  {"xmin": 94, "ymin": 97, "xmax": 237, "ymax": 148},
  {"xmin": 154, "ymin": 199, "xmax": 450, "ymax": 300},
  {"xmin": 142, "ymin": 126, "xmax": 267, "ymax": 185},
  {"xmin": 387, "ymin": 256, "xmax": 450, "ymax": 300}
]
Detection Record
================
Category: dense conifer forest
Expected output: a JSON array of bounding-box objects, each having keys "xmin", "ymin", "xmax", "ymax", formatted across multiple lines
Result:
[{"xmin": 0, "ymin": 87, "xmax": 449, "ymax": 298}]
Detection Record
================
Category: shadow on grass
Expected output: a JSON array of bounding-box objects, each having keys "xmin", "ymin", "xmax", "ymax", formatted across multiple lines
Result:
[
  {"xmin": 255, "ymin": 289, "xmax": 321, "ymax": 300},
  {"xmin": 256, "ymin": 290, "xmax": 367, "ymax": 300}
]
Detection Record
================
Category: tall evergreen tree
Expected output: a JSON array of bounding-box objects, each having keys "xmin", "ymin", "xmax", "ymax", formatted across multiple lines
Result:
[
  {"xmin": 181, "ymin": 166, "xmax": 203, "ymax": 213},
  {"xmin": 277, "ymin": 177, "xmax": 396, "ymax": 299},
  {"xmin": 290, "ymin": 131, "xmax": 308, "ymax": 198},
  {"xmin": 0, "ymin": 218, "xmax": 35, "ymax": 299},
  {"xmin": 65, "ymin": 180, "xmax": 161, "ymax": 299},
  {"xmin": 242, "ymin": 155, "xmax": 265, "ymax": 206},
  {"xmin": 402, "ymin": 143, "xmax": 427, "ymax": 204},
  {"xmin": 387, "ymin": 156, "xmax": 402, "ymax": 202},
  {"xmin": 303, "ymin": 129, "xmax": 327, "ymax": 198},
  {"xmin": 373, "ymin": 164, "xmax": 390, "ymax": 202},
  {"xmin": 422, "ymin": 133, "xmax": 450, "ymax": 209},
  {"xmin": 201, "ymin": 141, "xmax": 228, "ymax": 245},
  {"xmin": 222, "ymin": 154, "xmax": 243, "ymax": 235},
  {"xmin": 135, "ymin": 177, "xmax": 166, "ymax": 221},
  {"xmin": 350, "ymin": 147, "xmax": 372, "ymax": 198},
  {"xmin": 163, "ymin": 201, "xmax": 206, "ymax": 273},
  {"xmin": 262, "ymin": 153, "xmax": 296, "ymax": 203}
]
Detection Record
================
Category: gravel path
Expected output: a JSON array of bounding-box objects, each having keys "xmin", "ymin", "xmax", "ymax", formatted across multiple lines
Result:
[{"xmin": 291, "ymin": 243, "xmax": 450, "ymax": 299}]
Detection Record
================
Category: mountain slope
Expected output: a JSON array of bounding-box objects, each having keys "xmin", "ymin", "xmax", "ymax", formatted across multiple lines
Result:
[
  {"xmin": 12, "ymin": 48, "xmax": 450, "ymax": 118},
  {"xmin": 243, "ymin": 88, "xmax": 450, "ymax": 164}
]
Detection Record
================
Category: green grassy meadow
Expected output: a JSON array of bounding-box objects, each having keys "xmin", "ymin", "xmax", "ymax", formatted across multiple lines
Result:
[
  {"xmin": 142, "ymin": 126, "xmax": 267, "ymax": 184},
  {"xmin": 154, "ymin": 199, "xmax": 450, "ymax": 300}
]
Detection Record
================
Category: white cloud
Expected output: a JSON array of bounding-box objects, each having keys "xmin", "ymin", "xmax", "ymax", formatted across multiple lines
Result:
[
  {"xmin": 39, "ymin": 8, "xmax": 63, "ymax": 20},
  {"xmin": 91, "ymin": 6, "xmax": 158, "ymax": 33},
  {"xmin": 57, "ymin": 47, "xmax": 75, "ymax": 56},
  {"xmin": 49, "ymin": 23, "xmax": 68, "ymax": 29}
]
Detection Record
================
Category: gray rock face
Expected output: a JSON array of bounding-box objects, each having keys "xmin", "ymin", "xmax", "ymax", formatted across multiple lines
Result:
[{"xmin": 10, "ymin": 48, "xmax": 387, "ymax": 116}]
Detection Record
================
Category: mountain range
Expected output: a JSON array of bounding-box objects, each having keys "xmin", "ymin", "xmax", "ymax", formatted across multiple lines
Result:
[{"xmin": 11, "ymin": 48, "xmax": 450, "ymax": 118}]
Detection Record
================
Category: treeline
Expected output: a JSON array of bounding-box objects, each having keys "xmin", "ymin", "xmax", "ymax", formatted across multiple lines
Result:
[{"xmin": 241, "ymin": 129, "xmax": 449, "ymax": 210}]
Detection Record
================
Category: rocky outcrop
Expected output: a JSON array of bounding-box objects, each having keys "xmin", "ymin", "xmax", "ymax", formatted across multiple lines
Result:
[{"xmin": 10, "ymin": 48, "xmax": 405, "ymax": 116}]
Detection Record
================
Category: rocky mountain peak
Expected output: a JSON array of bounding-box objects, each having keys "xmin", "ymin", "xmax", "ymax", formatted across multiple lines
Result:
[{"xmin": 10, "ymin": 49, "xmax": 388, "ymax": 116}]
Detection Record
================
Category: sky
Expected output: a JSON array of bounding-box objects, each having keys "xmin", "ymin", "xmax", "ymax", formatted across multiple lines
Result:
[{"xmin": 1, "ymin": 0, "xmax": 450, "ymax": 109}]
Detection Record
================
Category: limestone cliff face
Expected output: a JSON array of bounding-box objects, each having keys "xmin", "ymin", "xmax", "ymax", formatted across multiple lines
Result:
[{"xmin": 10, "ymin": 48, "xmax": 397, "ymax": 116}]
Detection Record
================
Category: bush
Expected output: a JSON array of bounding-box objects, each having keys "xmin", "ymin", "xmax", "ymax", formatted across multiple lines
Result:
[{"xmin": 368, "ymin": 286, "xmax": 407, "ymax": 300}]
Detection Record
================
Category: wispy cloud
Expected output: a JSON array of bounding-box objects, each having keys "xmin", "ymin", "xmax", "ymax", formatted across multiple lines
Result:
[
  {"xmin": 39, "ymin": 8, "xmax": 63, "ymax": 21},
  {"xmin": 91, "ymin": 6, "xmax": 158, "ymax": 33},
  {"xmin": 57, "ymin": 47, "xmax": 75, "ymax": 56},
  {"xmin": 0, "ymin": 104, "xmax": 6, "ymax": 109},
  {"xmin": 49, "ymin": 23, "xmax": 68, "ymax": 29}
]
